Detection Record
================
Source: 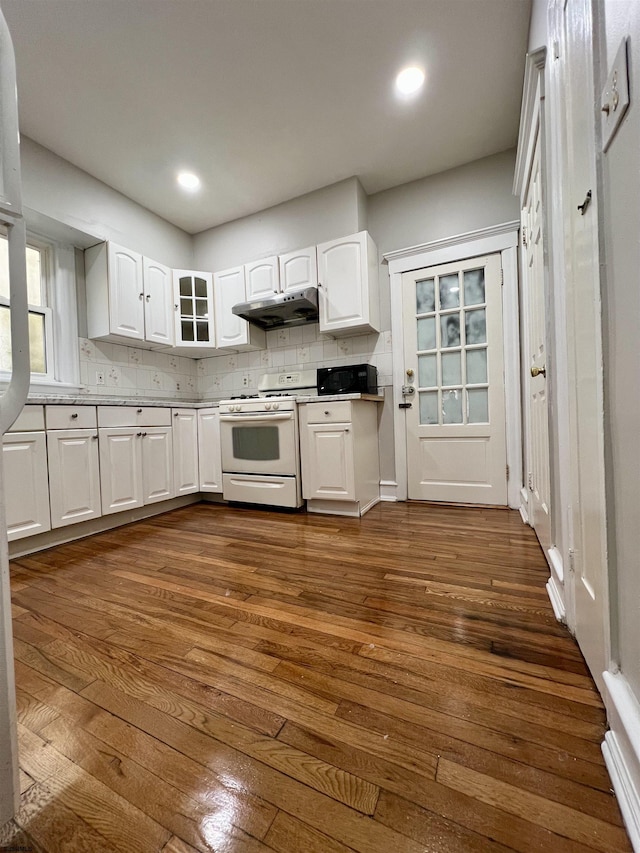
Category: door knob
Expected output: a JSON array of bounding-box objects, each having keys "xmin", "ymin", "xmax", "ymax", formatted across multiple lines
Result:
[
  {"xmin": 531, "ymin": 365, "xmax": 546, "ymax": 378},
  {"xmin": 406, "ymin": 368, "xmax": 414, "ymax": 378}
]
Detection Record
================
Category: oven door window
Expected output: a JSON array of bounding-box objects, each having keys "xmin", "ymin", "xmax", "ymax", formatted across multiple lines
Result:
[{"xmin": 232, "ymin": 424, "xmax": 280, "ymax": 461}]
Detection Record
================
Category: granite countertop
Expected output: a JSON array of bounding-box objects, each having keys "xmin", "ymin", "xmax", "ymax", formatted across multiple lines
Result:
[
  {"xmin": 296, "ymin": 392, "xmax": 384, "ymax": 403},
  {"xmin": 26, "ymin": 395, "xmax": 218, "ymax": 408},
  {"xmin": 25, "ymin": 390, "xmax": 385, "ymax": 407}
]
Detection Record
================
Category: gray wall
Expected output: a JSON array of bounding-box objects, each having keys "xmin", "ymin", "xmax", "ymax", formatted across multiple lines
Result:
[
  {"xmin": 21, "ymin": 137, "xmax": 193, "ymax": 268},
  {"xmin": 193, "ymin": 176, "xmax": 367, "ymax": 272},
  {"xmin": 367, "ymin": 149, "xmax": 519, "ymax": 330},
  {"xmin": 598, "ymin": 1, "xmax": 640, "ymax": 699}
]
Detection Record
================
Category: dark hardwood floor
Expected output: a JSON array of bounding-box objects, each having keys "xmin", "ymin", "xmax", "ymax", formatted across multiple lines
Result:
[{"xmin": 1, "ymin": 501, "xmax": 632, "ymax": 852}]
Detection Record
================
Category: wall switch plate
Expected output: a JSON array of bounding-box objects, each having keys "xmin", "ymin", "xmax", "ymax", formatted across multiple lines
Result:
[
  {"xmin": 601, "ymin": 37, "xmax": 630, "ymax": 153},
  {"xmin": 95, "ymin": 371, "xmax": 105, "ymax": 385}
]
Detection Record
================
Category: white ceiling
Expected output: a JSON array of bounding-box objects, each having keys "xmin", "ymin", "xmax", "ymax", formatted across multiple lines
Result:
[{"xmin": 1, "ymin": 0, "xmax": 531, "ymax": 235}]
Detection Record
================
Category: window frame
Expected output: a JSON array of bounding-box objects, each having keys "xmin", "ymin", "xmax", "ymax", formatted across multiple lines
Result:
[{"xmin": 0, "ymin": 227, "xmax": 80, "ymax": 392}]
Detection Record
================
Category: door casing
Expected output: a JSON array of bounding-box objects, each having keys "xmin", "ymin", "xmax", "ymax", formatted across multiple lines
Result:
[{"xmin": 385, "ymin": 222, "xmax": 521, "ymax": 507}]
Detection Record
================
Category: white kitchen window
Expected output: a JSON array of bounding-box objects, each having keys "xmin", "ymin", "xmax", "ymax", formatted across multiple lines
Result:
[{"xmin": 0, "ymin": 229, "xmax": 79, "ymax": 390}]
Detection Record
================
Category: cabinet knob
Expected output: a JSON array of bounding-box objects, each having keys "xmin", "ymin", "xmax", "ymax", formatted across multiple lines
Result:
[
  {"xmin": 71, "ymin": 412, "xmax": 78, "ymax": 419},
  {"xmin": 146, "ymin": 294, "xmax": 151, "ymax": 302},
  {"xmin": 324, "ymin": 410, "xmax": 330, "ymax": 415},
  {"xmin": 136, "ymin": 432, "xmax": 142, "ymax": 437},
  {"xmin": 139, "ymin": 292, "xmax": 144, "ymax": 299},
  {"xmin": 92, "ymin": 434, "xmax": 98, "ymax": 440},
  {"xmin": 137, "ymin": 408, "xmax": 142, "ymax": 413},
  {"xmin": 174, "ymin": 412, "xmax": 179, "ymax": 417}
]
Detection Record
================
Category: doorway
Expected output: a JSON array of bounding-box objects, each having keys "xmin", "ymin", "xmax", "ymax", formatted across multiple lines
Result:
[{"xmin": 401, "ymin": 253, "xmax": 507, "ymax": 504}]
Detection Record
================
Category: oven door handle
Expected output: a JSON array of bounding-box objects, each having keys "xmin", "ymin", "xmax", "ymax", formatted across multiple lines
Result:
[{"xmin": 219, "ymin": 412, "xmax": 294, "ymax": 423}]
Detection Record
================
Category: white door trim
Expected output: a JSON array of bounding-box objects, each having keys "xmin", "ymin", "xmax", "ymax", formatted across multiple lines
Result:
[{"xmin": 385, "ymin": 222, "xmax": 521, "ymax": 505}]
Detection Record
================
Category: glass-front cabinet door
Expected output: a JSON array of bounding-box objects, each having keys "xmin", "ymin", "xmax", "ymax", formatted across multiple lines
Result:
[{"xmin": 172, "ymin": 269, "xmax": 215, "ymax": 350}]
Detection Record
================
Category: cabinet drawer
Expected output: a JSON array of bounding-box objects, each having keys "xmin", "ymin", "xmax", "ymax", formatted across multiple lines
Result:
[
  {"xmin": 8, "ymin": 405, "xmax": 45, "ymax": 432},
  {"xmin": 98, "ymin": 406, "xmax": 171, "ymax": 428},
  {"xmin": 304, "ymin": 401, "xmax": 352, "ymax": 424},
  {"xmin": 46, "ymin": 405, "xmax": 97, "ymax": 430}
]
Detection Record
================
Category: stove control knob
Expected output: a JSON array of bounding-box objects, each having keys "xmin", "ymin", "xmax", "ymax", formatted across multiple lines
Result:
[
  {"xmin": 272, "ymin": 401, "xmax": 280, "ymax": 410},
  {"xmin": 265, "ymin": 402, "xmax": 272, "ymax": 410},
  {"xmin": 233, "ymin": 405, "xmax": 240, "ymax": 412}
]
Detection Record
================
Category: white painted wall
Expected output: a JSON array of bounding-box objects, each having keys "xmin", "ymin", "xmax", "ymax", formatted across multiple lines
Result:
[
  {"xmin": 599, "ymin": 0, "xmax": 640, "ymax": 702},
  {"xmin": 528, "ymin": 0, "xmax": 548, "ymax": 51},
  {"xmin": 21, "ymin": 137, "xmax": 193, "ymax": 268}
]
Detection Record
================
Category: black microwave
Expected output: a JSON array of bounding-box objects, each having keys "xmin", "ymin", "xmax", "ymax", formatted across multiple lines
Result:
[{"xmin": 317, "ymin": 364, "xmax": 378, "ymax": 396}]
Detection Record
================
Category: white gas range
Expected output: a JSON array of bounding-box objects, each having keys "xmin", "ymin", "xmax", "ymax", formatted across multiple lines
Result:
[{"xmin": 219, "ymin": 369, "xmax": 317, "ymax": 508}]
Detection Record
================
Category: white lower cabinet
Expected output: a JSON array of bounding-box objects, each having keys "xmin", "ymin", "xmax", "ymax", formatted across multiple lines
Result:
[
  {"xmin": 99, "ymin": 427, "xmax": 144, "ymax": 514},
  {"xmin": 172, "ymin": 408, "xmax": 199, "ymax": 495},
  {"xmin": 47, "ymin": 429, "xmax": 102, "ymax": 528},
  {"xmin": 141, "ymin": 427, "xmax": 174, "ymax": 504},
  {"xmin": 299, "ymin": 399, "xmax": 381, "ymax": 517},
  {"xmin": 2, "ymin": 431, "xmax": 51, "ymax": 540},
  {"xmin": 197, "ymin": 408, "xmax": 222, "ymax": 493},
  {"xmin": 302, "ymin": 423, "xmax": 355, "ymax": 501}
]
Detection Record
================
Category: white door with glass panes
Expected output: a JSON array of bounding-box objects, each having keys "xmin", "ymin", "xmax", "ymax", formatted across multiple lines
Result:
[{"xmin": 402, "ymin": 254, "xmax": 507, "ymax": 504}]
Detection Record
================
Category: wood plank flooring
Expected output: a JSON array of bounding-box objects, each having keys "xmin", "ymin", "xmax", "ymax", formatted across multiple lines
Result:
[{"xmin": 2, "ymin": 501, "xmax": 632, "ymax": 853}]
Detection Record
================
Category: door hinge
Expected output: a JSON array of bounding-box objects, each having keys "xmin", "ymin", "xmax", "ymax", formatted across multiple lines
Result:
[
  {"xmin": 528, "ymin": 472, "xmax": 533, "ymax": 491},
  {"xmin": 500, "ymin": 267, "xmax": 504, "ymax": 287},
  {"xmin": 506, "ymin": 464, "xmax": 510, "ymax": 480},
  {"xmin": 522, "ymin": 230, "xmax": 527, "ymax": 248},
  {"xmin": 568, "ymin": 548, "xmax": 576, "ymax": 574}
]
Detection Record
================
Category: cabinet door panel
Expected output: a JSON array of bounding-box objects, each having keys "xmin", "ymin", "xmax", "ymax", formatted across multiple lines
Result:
[
  {"xmin": 142, "ymin": 427, "xmax": 174, "ymax": 504},
  {"xmin": 303, "ymin": 424, "xmax": 355, "ymax": 500},
  {"xmin": 318, "ymin": 234, "xmax": 366, "ymax": 331},
  {"xmin": 279, "ymin": 246, "xmax": 317, "ymax": 293},
  {"xmin": 198, "ymin": 409, "xmax": 222, "ymax": 493},
  {"xmin": 245, "ymin": 257, "xmax": 279, "ymax": 298},
  {"xmin": 143, "ymin": 258, "xmax": 174, "ymax": 346},
  {"xmin": 2, "ymin": 432, "xmax": 51, "ymax": 540},
  {"xmin": 108, "ymin": 244, "xmax": 144, "ymax": 340},
  {"xmin": 48, "ymin": 429, "xmax": 101, "ymax": 528},
  {"xmin": 213, "ymin": 266, "xmax": 248, "ymax": 349},
  {"xmin": 99, "ymin": 428, "xmax": 143, "ymax": 514},
  {"xmin": 172, "ymin": 409, "xmax": 199, "ymax": 495}
]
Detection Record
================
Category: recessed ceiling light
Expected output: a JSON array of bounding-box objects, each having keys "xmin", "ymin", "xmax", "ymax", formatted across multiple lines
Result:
[
  {"xmin": 395, "ymin": 66, "xmax": 425, "ymax": 97},
  {"xmin": 177, "ymin": 171, "xmax": 201, "ymax": 191}
]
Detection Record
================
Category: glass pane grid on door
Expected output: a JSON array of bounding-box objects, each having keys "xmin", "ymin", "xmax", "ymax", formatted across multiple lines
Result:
[
  {"xmin": 179, "ymin": 275, "xmax": 210, "ymax": 343},
  {"xmin": 415, "ymin": 268, "xmax": 489, "ymax": 426}
]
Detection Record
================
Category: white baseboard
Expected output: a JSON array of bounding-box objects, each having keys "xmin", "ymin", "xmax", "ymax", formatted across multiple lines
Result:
[
  {"xmin": 546, "ymin": 575, "xmax": 566, "ymax": 623},
  {"xmin": 547, "ymin": 545, "xmax": 565, "ymax": 583},
  {"xmin": 602, "ymin": 671, "xmax": 640, "ymax": 851},
  {"xmin": 379, "ymin": 480, "xmax": 398, "ymax": 502}
]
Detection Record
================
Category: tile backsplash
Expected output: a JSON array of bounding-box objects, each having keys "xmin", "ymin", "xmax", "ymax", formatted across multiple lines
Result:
[
  {"xmin": 78, "ymin": 324, "xmax": 393, "ymax": 400},
  {"xmin": 197, "ymin": 325, "xmax": 393, "ymax": 398},
  {"xmin": 79, "ymin": 338, "xmax": 198, "ymax": 399}
]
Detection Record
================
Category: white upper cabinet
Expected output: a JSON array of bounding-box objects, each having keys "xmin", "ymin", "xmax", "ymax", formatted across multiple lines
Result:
[
  {"xmin": 279, "ymin": 246, "xmax": 317, "ymax": 293},
  {"xmin": 143, "ymin": 258, "xmax": 174, "ymax": 347},
  {"xmin": 316, "ymin": 231, "xmax": 380, "ymax": 336},
  {"xmin": 86, "ymin": 242, "xmax": 145, "ymax": 342},
  {"xmin": 172, "ymin": 270, "xmax": 215, "ymax": 355},
  {"xmin": 86, "ymin": 242, "xmax": 174, "ymax": 348},
  {"xmin": 245, "ymin": 256, "xmax": 279, "ymax": 299},
  {"xmin": 213, "ymin": 266, "xmax": 265, "ymax": 351}
]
